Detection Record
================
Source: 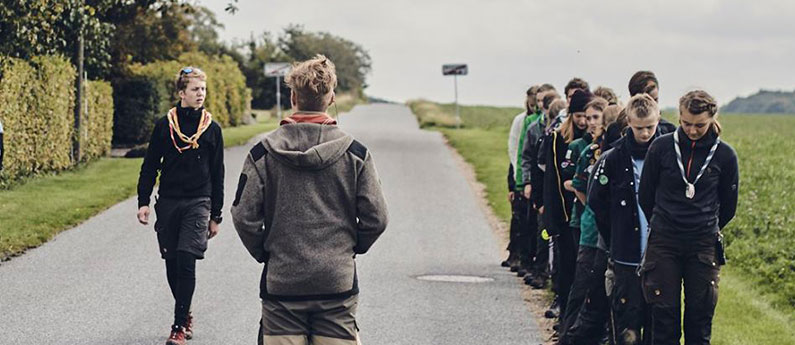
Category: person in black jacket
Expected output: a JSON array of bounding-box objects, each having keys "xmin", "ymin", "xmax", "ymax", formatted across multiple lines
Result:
[
  {"xmin": 605, "ymin": 71, "xmax": 675, "ymax": 146},
  {"xmin": 638, "ymin": 90, "xmax": 739, "ymax": 345},
  {"xmin": 589, "ymin": 94, "xmax": 662, "ymax": 345},
  {"xmin": 136, "ymin": 67, "xmax": 225, "ymax": 345},
  {"xmin": 543, "ymin": 89, "xmax": 591, "ymax": 325}
]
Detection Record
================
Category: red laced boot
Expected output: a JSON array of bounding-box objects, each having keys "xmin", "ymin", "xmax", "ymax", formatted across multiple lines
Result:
[{"xmin": 166, "ymin": 325, "xmax": 187, "ymax": 345}]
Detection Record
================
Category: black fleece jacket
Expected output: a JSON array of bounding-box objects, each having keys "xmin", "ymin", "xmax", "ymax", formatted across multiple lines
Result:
[
  {"xmin": 638, "ymin": 127, "xmax": 739, "ymax": 236},
  {"xmin": 137, "ymin": 103, "xmax": 225, "ymax": 217}
]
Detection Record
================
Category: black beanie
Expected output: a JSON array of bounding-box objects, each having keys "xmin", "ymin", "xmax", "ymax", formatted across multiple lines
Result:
[{"xmin": 568, "ymin": 89, "xmax": 593, "ymax": 114}]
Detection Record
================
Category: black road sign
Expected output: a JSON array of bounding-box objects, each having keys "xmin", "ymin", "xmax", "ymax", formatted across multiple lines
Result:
[{"xmin": 442, "ymin": 64, "xmax": 468, "ymax": 76}]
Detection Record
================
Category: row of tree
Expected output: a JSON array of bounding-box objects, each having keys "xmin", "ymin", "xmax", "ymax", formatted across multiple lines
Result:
[{"xmin": 0, "ymin": 1, "xmax": 372, "ymax": 110}]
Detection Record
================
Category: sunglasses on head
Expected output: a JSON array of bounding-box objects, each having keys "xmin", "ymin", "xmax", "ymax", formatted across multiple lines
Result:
[{"xmin": 180, "ymin": 67, "xmax": 194, "ymax": 75}]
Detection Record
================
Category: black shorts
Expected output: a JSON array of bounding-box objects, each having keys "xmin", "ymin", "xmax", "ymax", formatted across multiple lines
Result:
[{"xmin": 153, "ymin": 197, "xmax": 211, "ymax": 260}]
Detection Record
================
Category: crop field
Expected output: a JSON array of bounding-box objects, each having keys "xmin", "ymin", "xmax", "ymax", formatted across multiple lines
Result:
[{"xmin": 409, "ymin": 99, "xmax": 795, "ymax": 344}]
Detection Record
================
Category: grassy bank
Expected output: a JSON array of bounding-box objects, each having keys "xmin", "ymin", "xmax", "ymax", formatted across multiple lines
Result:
[
  {"xmin": 412, "ymin": 100, "xmax": 794, "ymax": 344},
  {"xmin": 0, "ymin": 115, "xmax": 279, "ymax": 261}
]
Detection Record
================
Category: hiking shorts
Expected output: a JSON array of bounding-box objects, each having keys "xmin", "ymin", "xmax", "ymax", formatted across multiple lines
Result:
[
  {"xmin": 153, "ymin": 197, "xmax": 211, "ymax": 260},
  {"xmin": 259, "ymin": 295, "xmax": 360, "ymax": 345}
]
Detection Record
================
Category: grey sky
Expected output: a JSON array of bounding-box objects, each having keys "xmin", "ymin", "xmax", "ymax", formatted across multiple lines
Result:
[{"xmin": 206, "ymin": 0, "xmax": 795, "ymax": 108}]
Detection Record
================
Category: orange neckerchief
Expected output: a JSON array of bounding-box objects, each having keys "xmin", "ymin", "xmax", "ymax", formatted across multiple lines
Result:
[
  {"xmin": 280, "ymin": 112, "xmax": 337, "ymax": 126},
  {"xmin": 167, "ymin": 107, "xmax": 212, "ymax": 153}
]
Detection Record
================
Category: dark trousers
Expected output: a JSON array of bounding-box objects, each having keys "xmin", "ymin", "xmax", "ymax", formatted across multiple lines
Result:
[
  {"xmin": 611, "ymin": 262, "xmax": 649, "ymax": 345},
  {"xmin": 555, "ymin": 226, "xmax": 579, "ymax": 321},
  {"xmin": 640, "ymin": 228, "xmax": 721, "ymax": 345},
  {"xmin": 533, "ymin": 212, "xmax": 550, "ymax": 277},
  {"xmin": 510, "ymin": 195, "xmax": 537, "ymax": 267},
  {"xmin": 560, "ymin": 246, "xmax": 609, "ymax": 345}
]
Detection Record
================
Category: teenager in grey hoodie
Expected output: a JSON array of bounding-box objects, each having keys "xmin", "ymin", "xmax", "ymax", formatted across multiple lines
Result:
[{"xmin": 232, "ymin": 55, "xmax": 388, "ymax": 345}]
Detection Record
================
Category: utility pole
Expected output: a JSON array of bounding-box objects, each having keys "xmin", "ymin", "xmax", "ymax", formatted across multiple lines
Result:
[
  {"xmin": 72, "ymin": 1, "xmax": 84, "ymax": 163},
  {"xmin": 264, "ymin": 63, "xmax": 292, "ymax": 119}
]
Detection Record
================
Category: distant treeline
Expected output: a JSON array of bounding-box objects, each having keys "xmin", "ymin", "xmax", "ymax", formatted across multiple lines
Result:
[{"xmin": 723, "ymin": 90, "xmax": 795, "ymax": 114}]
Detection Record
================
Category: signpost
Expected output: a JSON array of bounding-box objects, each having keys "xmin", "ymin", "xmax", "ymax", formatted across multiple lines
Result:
[
  {"xmin": 442, "ymin": 64, "xmax": 467, "ymax": 128},
  {"xmin": 264, "ymin": 62, "xmax": 292, "ymax": 119}
]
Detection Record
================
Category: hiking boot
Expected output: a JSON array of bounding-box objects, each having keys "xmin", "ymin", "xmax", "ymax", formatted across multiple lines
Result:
[
  {"xmin": 509, "ymin": 258, "xmax": 521, "ymax": 272},
  {"xmin": 500, "ymin": 259, "xmax": 511, "ymax": 268},
  {"xmin": 544, "ymin": 298, "xmax": 560, "ymax": 319},
  {"xmin": 184, "ymin": 313, "xmax": 193, "ymax": 340},
  {"xmin": 516, "ymin": 268, "xmax": 528, "ymax": 277},
  {"xmin": 166, "ymin": 325, "xmax": 187, "ymax": 345},
  {"xmin": 501, "ymin": 252, "xmax": 517, "ymax": 268}
]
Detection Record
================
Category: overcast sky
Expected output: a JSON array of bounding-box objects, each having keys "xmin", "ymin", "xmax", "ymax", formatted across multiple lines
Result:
[{"xmin": 205, "ymin": 0, "xmax": 794, "ymax": 108}]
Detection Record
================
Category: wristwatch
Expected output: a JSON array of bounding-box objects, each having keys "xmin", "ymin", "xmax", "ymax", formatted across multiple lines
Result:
[{"xmin": 211, "ymin": 215, "xmax": 223, "ymax": 224}]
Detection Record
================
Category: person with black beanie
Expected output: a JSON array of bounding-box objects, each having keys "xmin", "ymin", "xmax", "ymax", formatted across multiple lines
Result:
[
  {"xmin": 638, "ymin": 90, "xmax": 738, "ymax": 345},
  {"xmin": 542, "ymin": 88, "xmax": 591, "ymax": 331},
  {"xmin": 137, "ymin": 67, "xmax": 225, "ymax": 345}
]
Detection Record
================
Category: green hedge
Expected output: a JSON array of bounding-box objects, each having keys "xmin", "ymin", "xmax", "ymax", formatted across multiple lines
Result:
[
  {"xmin": 79, "ymin": 80, "xmax": 114, "ymax": 161},
  {"xmin": 112, "ymin": 52, "xmax": 251, "ymax": 146},
  {"xmin": 0, "ymin": 55, "xmax": 75, "ymax": 183}
]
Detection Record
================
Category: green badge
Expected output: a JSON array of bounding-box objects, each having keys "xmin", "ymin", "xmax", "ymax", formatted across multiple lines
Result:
[{"xmin": 599, "ymin": 174, "xmax": 609, "ymax": 185}]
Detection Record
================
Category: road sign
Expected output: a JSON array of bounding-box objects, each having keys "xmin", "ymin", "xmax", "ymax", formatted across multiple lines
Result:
[
  {"xmin": 442, "ymin": 64, "xmax": 468, "ymax": 76},
  {"xmin": 442, "ymin": 64, "xmax": 468, "ymax": 128},
  {"xmin": 264, "ymin": 62, "xmax": 291, "ymax": 77}
]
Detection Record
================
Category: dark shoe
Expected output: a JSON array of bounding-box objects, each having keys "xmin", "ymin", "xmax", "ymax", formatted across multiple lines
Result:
[
  {"xmin": 166, "ymin": 325, "xmax": 187, "ymax": 345},
  {"xmin": 509, "ymin": 259, "xmax": 521, "ymax": 272},
  {"xmin": 517, "ymin": 268, "xmax": 528, "ymax": 277},
  {"xmin": 500, "ymin": 259, "xmax": 511, "ymax": 268},
  {"xmin": 184, "ymin": 313, "xmax": 193, "ymax": 340},
  {"xmin": 544, "ymin": 298, "xmax": 560, "ymax": 319},
  {"xmin": 530, "ymin": 275, "xmax": 548, "ymax": 289},
  {"xmin": 501, "ymin": 252, "xmax": 517, "ymax": 268}
]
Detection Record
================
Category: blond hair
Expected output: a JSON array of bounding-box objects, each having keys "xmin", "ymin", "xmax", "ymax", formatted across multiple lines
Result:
[
  {"xmin": 285, "ymin": 55, "xmax": 338, "ymax": 112},
  {"xmin": 175, "ymin": 66, "xmax": 207, "ymax": 92},
  {"xmin": 548, "ymin": 98, "xmax": 567, "ymax": 120},
  {"xmin": 626, "ymin": 93, "xmax": 660, "ymax": 120},
  {"xmin": 593, "ymin": 86, "xmax": 618, "ymax": 105},
  {"xmin": 679, "ymin": 90, "xmax": 721, "ymax": 135}
]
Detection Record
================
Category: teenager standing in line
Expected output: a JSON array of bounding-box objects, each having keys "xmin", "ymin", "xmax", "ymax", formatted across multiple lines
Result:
[
  {"xmin": 638, "ymin": 90, "xmax": 738, "ymax": 345},
  {"xmin": 505, "ymin": 85, "xmax": 541, "ymax": 274},
  {"xmin": 137, "ymin": 67, "xmax": 225, "ymax": 345}
]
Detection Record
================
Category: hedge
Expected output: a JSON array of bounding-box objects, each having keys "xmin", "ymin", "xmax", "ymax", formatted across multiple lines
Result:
[
  {"xmin": 79, "ymin": 80, "xmax": 114, "ymax": 161},
  {"xmin": 0, "ymin": 55, "xmax": 75, "ymax": 183},
  {"xmin": 112, "ymin": 52, "xmax": 251, "ymax": 146}
]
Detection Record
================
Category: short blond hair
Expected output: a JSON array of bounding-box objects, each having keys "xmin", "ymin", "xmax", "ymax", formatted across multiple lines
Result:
[
  {"xmin": 626, "ymin": 93, "xmax": 660, "ymax": 120},
  {"xmin": 175, "ymin": 66, "xmax": 207, "ymax": 91},
  {"xmin": 593, "ymin": 86, "xmax": 618, "ymax": 105},
  {"xmin": 285, "ymin": 55, "xmax": 338, "ymax": 111},
  {"xmin": 603, "ymin": 104, "xmax": 623, "ymax": 127}
]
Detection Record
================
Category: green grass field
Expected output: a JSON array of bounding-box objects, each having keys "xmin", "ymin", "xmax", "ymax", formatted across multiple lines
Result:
[
  {"xmin": 412, "ymin": 99, "xmax": 795, "ymax": 344},
  {"xmin": 0, "ymin": 115, "xmax": 279, "ymax": 261}
]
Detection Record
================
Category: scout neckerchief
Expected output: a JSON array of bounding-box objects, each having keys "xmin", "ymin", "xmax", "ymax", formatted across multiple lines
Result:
[
  {"xmin": 167, "ymin": 107, "xmax": 212, "ymax": 153},
  {"xmin": 673, "ymin": 130, "xmax": 720, "ymax": 199},
  {"xmin": 280, "ymin": 112, "xmax": 337, "ymax": 125}
]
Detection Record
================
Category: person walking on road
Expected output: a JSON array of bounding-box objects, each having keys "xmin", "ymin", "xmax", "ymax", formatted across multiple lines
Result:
[
  {"xmin": 231, "ymin": 55, "xmax": 389, "ymax": 345},
  {"xmin": 136, "ymin": 66, "xmax": 225, "ymax": 345},
  {"xmin": 638, "ymin": 90, "xmax": 739, "ymax": 345}
]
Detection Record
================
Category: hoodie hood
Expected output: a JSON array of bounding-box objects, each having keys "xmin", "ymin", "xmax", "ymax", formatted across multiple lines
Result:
[{"xmin": 263, "ymin": 123, "xmax": 354, "ymax": 170}]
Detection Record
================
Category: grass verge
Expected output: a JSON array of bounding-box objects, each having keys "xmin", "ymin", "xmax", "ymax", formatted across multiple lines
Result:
[
  {"xmin": 418, "ymin": 99, "xmax": 794, "ymax": 345},
  {"xmin": 0, "ymin": 115, "xmax": 279, "ymax": 261}
]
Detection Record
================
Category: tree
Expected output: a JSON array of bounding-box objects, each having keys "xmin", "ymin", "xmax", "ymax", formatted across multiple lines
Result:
[{"xmin": 278, "ymin": 25, "xmax": 371, "ymax": 93}]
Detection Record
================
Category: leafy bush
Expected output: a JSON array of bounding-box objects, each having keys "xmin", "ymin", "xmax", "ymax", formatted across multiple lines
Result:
[
  {"xmin": 112, "ymin": 52, "xmax": 251, "ymax": 146},
  {"xmin": 0, "ymin": 55, "xmax": 75, "ymax": 183},
  {"xmin": 80, "ymin": 80, "xmax": 114, "ymax": 161}
]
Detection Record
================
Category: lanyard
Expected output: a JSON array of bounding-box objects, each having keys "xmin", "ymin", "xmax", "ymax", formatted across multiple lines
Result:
[{"xmin": 673, "ymin": 130, "xmax": 720, "ymax": 199}]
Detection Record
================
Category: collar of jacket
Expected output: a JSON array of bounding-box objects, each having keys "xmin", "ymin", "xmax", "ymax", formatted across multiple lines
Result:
[
  {"xmin": 618, "ymin": 127, "xmax": 660, "ymax": 159},
  {"xmin": 176, "ymin": 102, "xmax": 204, "ymax": 119},
  {"xmin": 676, "ymin": 126, "xmax": 718, "ymax": 150},
  {"xmin": 280, "ymin": 112, "xmax": 337, "ymax": 126}
]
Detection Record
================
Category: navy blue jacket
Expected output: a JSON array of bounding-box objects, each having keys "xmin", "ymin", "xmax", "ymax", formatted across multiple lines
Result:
[{"xmin": 588, "ymin": 130, "xmax": 656, "ymax": 264}]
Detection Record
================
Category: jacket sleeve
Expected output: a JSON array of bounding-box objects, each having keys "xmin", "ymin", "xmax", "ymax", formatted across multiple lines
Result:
[
  {"xmin": 507, "ymin": 116, "xmax": 520, "ymax": 163},
  {"xmin": 210, "ymin": 124, "xmax": 225, "ymax": 218},
  {"xmin": 507, "ymin": 163, "xmax": 516, "ymax": 192},
  {"xmin": 137, "ymin": 121, "xmax": 164, "ymax": 208},
  {"xmin": 530, "ymin": 135, "xmax": 545, "ymax": 208},
  {"xmin": 588, "ymin": 153, "xmax": 612, "ymax": 245},
  {"xmin": 717, "ymin": 146, "xmax": 739, "ymax": 229},
  {"xmin": 638, "ymin": 140, "xmax": 661, "ymax": 223},
  {"xmin": 520, "ymin": 125, "xmax": 535, "ymax": 186},
  {"xmin": 231, "ymin": 153, "xmax": 269, "ymax": 263},
  {"xmin": 354, "ymin": 151, "xmax": 389, "ymax": 254}
]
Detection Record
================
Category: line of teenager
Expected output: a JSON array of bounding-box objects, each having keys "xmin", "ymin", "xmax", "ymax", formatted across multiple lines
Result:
[{"xmin": 503, "ymin": 71, "xmax": 739, "ymax": 345}]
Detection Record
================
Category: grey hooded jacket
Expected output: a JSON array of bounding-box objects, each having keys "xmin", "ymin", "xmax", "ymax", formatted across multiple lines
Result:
[{"xmin": 231, "ymin": 123, "xmax": 388, "ymax": 301}]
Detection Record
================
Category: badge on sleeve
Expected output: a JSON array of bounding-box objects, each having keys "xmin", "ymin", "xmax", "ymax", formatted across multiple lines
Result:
[{"xmin": 599, "ymin": 174, "xmax": 609, "ymax": 185}]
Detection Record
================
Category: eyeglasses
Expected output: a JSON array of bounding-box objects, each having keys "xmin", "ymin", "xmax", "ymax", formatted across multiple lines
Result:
[{"xmin": 180, "ymin": 67, "xmax": 194, "ymax": 75}]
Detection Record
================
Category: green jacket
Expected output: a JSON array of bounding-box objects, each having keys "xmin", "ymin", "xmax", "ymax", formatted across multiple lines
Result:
[
  {"xmin": 574, "ymin": 135, "xmax": 605, "ymax": 247},
  {"xmin": 513, "ymin": 112, "xmax": 540, "ymax": 190},
  {"xmin": 565, "ymin": 132, "xmax": 592, "ymax": 228}
]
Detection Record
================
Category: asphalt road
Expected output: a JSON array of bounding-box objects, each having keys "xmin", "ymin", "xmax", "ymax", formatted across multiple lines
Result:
[{"xmin": 0, "ymin": 104, "xmax": 540, "ymax": 344}]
